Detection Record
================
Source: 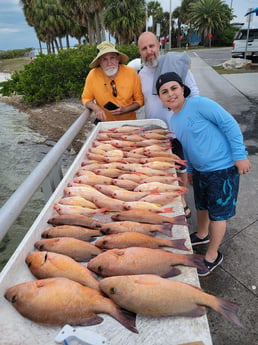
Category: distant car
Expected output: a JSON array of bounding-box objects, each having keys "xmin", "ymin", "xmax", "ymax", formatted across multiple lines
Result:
[{"xmin": 232, "ymin": 28, "xmax": 258, "ymax": 60}]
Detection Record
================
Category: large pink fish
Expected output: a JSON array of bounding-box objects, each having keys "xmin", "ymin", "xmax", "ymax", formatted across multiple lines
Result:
[
  {"xmin": 26, "ymin": 251, "xmax": 99, "ymax": 289},
  {"xmin": 41, "ymin": 225, "xmax": 102, "ymax": 241},
  {"xmin": 100, "ymin": 221, "xmax": 172, "ymax": 237},
  {"xmin": 111, "ymin": 209, "xmax": 188, "ymax": 226},
  {"xmin": 34, "ymin": 237, "xmax": 102, "ymax": 261},
  {"xmin": 99, "ymin": 275, "xmax": 243, "ymax": 327},
  {"xmin": 5, "ymin": 277, "xmax": 138, "ymax": 332},
  {"xmin": 94, "ymin": 232, "xmax": 188, "ymax": 251},
  {"xmin": 47, "ymin": 214, "xmax": 103, "ymax": 229},
  {"xmin": 87, "ymin": 247, "xmax": 206, "ymax": 277}
]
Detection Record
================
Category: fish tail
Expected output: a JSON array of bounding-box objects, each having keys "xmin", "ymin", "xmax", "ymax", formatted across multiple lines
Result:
[
  {"xmin": 187, "ymin": 254, "xmax": 207, "ymax": 270},
  {"xmin": 175, "ymin": 159, "xmax": 187, "ymax": 166},
  {"xmin": 160, "ymin": 223, "xmax": 173, "ymax": 237},
  {"xmin": 162, "ymin": 267, "xmax": 181, "ymax": 278},
  {"xmin": 170, "ymin": 238, "xmax": 189, "ymax": 251},
  {"xmin": 161, "ymin": 206, "xmax": 174, "ymax": 213},
  {"xmin": 212, "ymin": 297, "xmax": 244, "ymax": 328},
  {"xmin": 171, "ymin": 215, "xmax": 189, "ymax": 226}
]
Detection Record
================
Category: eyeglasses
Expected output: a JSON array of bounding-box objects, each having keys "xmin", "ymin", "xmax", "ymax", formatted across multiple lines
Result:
[{"xmin": 110, "ymin": 80, "xmax": 117, "ymax": 97}]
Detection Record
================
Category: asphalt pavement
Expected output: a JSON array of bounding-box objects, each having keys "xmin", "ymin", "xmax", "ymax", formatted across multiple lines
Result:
[{"xmin": 187, "ymin": 52, "xmax": 258, "ymax": 345}]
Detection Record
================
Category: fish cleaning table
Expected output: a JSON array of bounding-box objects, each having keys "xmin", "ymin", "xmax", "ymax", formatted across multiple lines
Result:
[{"xmin": 0, "ymin": 119, "xmax": 213, "ymax": 345}]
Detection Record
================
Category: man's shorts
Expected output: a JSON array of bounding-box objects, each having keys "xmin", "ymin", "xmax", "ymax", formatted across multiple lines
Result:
[
  {"xmin": 170, "ymin": 138, "xmax": 186, "ymax": 173},
  {"xmin": 192, "ymin": 166, "xmax": 240, "ymax": 221}
]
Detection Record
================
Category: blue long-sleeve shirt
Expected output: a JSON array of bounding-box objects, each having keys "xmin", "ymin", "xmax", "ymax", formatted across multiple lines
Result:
[{"xmin": 169, "ymin": 96, "xmax": 248, "ymax": 173}]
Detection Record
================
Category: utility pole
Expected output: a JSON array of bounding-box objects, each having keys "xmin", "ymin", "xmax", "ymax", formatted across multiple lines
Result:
[
  {"xmin": 146, "ymin": 0, "xmax": 148, "ymax": 31},
  {"xmin": 169, "ymin": 0, "xmax": 172, "ymax": 50}
]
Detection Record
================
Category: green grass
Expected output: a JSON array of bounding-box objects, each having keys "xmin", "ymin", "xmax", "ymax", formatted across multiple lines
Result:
[
  {"xmin": 213, "ymin": 64, "xmax": 258, "ymax": 74},
  {"xmin": 0, "ymin": 57, "xmax": 30, "ymax": 73}
]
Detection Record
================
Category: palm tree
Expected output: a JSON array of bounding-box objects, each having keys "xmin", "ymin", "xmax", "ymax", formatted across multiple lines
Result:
[
  {"xmin": 103, "ymin": 0, "xmax": 146, "ymax": 44},
  {"xmin": 147, "ymin": 1, "xmax": 163, "ymax": 33},
  {"xmin": 188, "ymin": 0, "xmax": 233, "ymax": 47}
]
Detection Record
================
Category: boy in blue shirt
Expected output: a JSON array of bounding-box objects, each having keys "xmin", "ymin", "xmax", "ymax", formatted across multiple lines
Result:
[{"xmin": 156, "ymin": 72, "xmax": 251, "ymax": 276}]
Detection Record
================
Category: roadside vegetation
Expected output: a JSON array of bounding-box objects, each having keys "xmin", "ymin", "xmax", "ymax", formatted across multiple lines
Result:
[{"xmin": 1, "ymin": 0, "xmax": 242, "ymax": 105}]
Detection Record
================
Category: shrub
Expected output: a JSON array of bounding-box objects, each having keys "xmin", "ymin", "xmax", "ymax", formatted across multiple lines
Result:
[{"xmin": 0, "ymin": 44, "xmax": 141, "ymax": 105}]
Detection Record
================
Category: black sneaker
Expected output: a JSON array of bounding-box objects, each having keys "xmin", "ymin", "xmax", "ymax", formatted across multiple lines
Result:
[
  {"xmin": 198, "ymin": 252, "xmax": 224, "ymax": 277},
  {"xmin": 190, "ymin": 232, "xmax": 210, "ymax": 246}
]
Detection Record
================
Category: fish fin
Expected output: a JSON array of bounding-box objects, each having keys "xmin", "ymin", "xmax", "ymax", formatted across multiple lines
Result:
[
  {"xmin": 75, "ymin": 314, "xmax": 103, "ymax": 326},
  {"xmin": 114, "ymin": 308, "xmax": 138, "ymax": 334},
  {"xmin": 167, "ymin": 172, "xmax": 176, "ymax": 177},
  {"xmin": 99, "ymin": 208, "xmax": 108, "ymax": 213},
  {"xmin": 150, "ymin": 187, "xmax": 159, "ymax": 194},
  {"xmin": 169, "ymin": 238, "xmax": 189, "ymax": 251},
  {"xmin": 173, "ymin": 306, "xmax": 207, "ymax": 318},
  {"xmin": 160, "ymin": 223, "xmax": 173, "ymax": 237},
  {"xmin": 175, "ymin": 159, "xmax": 188, "ymax": 166},
  {"xmin": 187, "ymin": 254, "xmax": 207, "ymax": 271},
  {"xmin": 162, "ymin": 207, "xmax": 174, "ymax": 213},
  {"xmin": 173, "ymin": 215, "xmax": 189, "ymax": 225},
  {"xmin": 162, "ymin": 267, "xmax": 181, "ymax": 278},
  {"xmin": 215, "ymin": 298, "xmax": 244, "ymax": 328}
]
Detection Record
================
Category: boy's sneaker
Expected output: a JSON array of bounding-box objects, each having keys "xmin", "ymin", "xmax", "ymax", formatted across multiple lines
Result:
[
  {"xmin": 197, "ymin": 252, "xmax": 224, "ymax": 277},
  {"xmin": 190, "ymin": 232, "xmax": 210, "ymax": 246}
]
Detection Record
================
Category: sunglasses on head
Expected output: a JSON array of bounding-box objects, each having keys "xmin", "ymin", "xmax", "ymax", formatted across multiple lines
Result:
[{"xmin": 110, "ymin": 80, "xmax": 117, "ymax": 97}]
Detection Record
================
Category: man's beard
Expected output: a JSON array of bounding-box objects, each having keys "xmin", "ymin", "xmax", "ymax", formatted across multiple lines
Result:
[
  {"xmin": 104, "ymin": 65, "xmax": 118, "ymax": 77},
  {"xmin": 143, "ymin": 51, "xmax": 160, "ymax": 68}
]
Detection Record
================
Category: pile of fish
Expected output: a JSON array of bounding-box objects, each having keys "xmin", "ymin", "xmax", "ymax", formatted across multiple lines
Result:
[{"xmin": 4, "ymin": 124, "xmax": 243, "ymax": 334}]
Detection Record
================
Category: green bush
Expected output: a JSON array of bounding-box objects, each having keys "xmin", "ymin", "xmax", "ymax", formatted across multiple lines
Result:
[
  {"xmin": 0, "ymin": 44, "xmax": 141, "ymax": 105},
  {"xmin": 0, "ymin": 49, "xmax": 32, "ymax": 59}
]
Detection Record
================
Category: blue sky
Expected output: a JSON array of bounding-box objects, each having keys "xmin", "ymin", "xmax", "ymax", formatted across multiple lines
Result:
[{"xmin": 1, "ymin": 0, "xmax": 258, "ymax": 51}]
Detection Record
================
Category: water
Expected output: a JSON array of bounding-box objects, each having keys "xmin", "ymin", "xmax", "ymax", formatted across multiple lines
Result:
[
  {"xmin": 0, "ymin": 102, "xmax": 49, "ymax": 269},
  {"xmin": 0, "ymin": 101, "xmax": 75, "ymax": 270}
]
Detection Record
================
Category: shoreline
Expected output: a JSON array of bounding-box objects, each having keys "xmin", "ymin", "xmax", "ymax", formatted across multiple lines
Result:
[{"xmin": 0, "ymin": 95, "xmax": 95, "ymax": 152}]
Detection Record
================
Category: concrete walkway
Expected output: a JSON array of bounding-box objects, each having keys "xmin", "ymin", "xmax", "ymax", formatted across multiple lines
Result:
[{"xmin": 188, "ymin": 53, "xmax": 258, "ymax": 345}]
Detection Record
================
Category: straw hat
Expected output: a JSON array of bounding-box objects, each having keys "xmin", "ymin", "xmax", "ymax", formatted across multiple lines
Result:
[{"xmin": 89, "ymin": 41, "xmax": 129, "ymax": 68}]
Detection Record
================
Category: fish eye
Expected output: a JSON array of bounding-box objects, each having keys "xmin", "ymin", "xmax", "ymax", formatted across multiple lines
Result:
[
  {"xmin": 97, "ymin": 266, "xmax": 103, "ymax": 273},
  {"xmin": 110, "ymin": 287, "xmax": 116, "ymax": 294},
  {"xmin": 39, "ymin": 244, "xmax": 44, "ymax": 250},
  {"xmin": 11, "ymin": 295, "xmax": 17, "ymax": 303},
  {"xmin": 102, "ymin": 240, "xmax": 107, "ymax": 245},
  {"xmin": 27, "ymin": 261, "xmax": 31, "ymax": 267}
]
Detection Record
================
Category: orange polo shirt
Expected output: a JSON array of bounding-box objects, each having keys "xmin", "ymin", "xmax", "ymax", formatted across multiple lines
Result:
[{"xmin": 81, "ymin": 64, "xmax": 144, "ymax": 121}]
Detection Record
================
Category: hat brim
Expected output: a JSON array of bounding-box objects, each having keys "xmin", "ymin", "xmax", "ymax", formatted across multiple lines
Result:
[{"xmin": 89, "ymin": 51, "xmax": 129, "ymax": 68}]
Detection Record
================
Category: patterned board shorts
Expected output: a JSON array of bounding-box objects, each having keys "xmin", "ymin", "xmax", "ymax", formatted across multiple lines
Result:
[{"xmin": 192, "ymin": 166, "xmax": 240, "ymax": 221}]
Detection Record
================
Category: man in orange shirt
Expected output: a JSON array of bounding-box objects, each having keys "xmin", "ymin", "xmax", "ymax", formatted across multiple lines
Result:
[{"xmin": 82, "ymin": 41, "xmax": 144, "ymax": 122}]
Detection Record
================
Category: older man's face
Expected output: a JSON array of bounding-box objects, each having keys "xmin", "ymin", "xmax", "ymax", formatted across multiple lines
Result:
[{"xmin": 99, "ymin": 52, "xmax": 119, "ymax": 77}]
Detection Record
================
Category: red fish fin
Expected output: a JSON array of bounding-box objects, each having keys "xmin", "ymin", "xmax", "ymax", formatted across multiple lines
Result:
[
  {"xmin": 175, "ymin": 159, "xmax": 188, "ymax": 166},
  {"xmin": 167, "ymin": 172, "xmax": 176, "ymax": 177},
  {"xmin": 150, "ymin": 187, "xmax": 159, "ymax": 194},
  {"xmin": 77, "ymin": 314, "xmax": 103, "ymax": 326},
  {"xmin": 161, "ymin": 207, "xmax": 174, "ymax": 213}
]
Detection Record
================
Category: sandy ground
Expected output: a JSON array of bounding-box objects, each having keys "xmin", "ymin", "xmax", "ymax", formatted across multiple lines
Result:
[{"xmin": 0, "ymin": 95, "xmax": 95, "ymax": 152}]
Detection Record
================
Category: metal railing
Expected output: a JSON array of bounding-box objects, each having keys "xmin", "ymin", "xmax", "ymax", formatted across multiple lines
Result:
[{"xmin": 0, "ymin": 108, "xmax": 90, "ymax": 243}]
